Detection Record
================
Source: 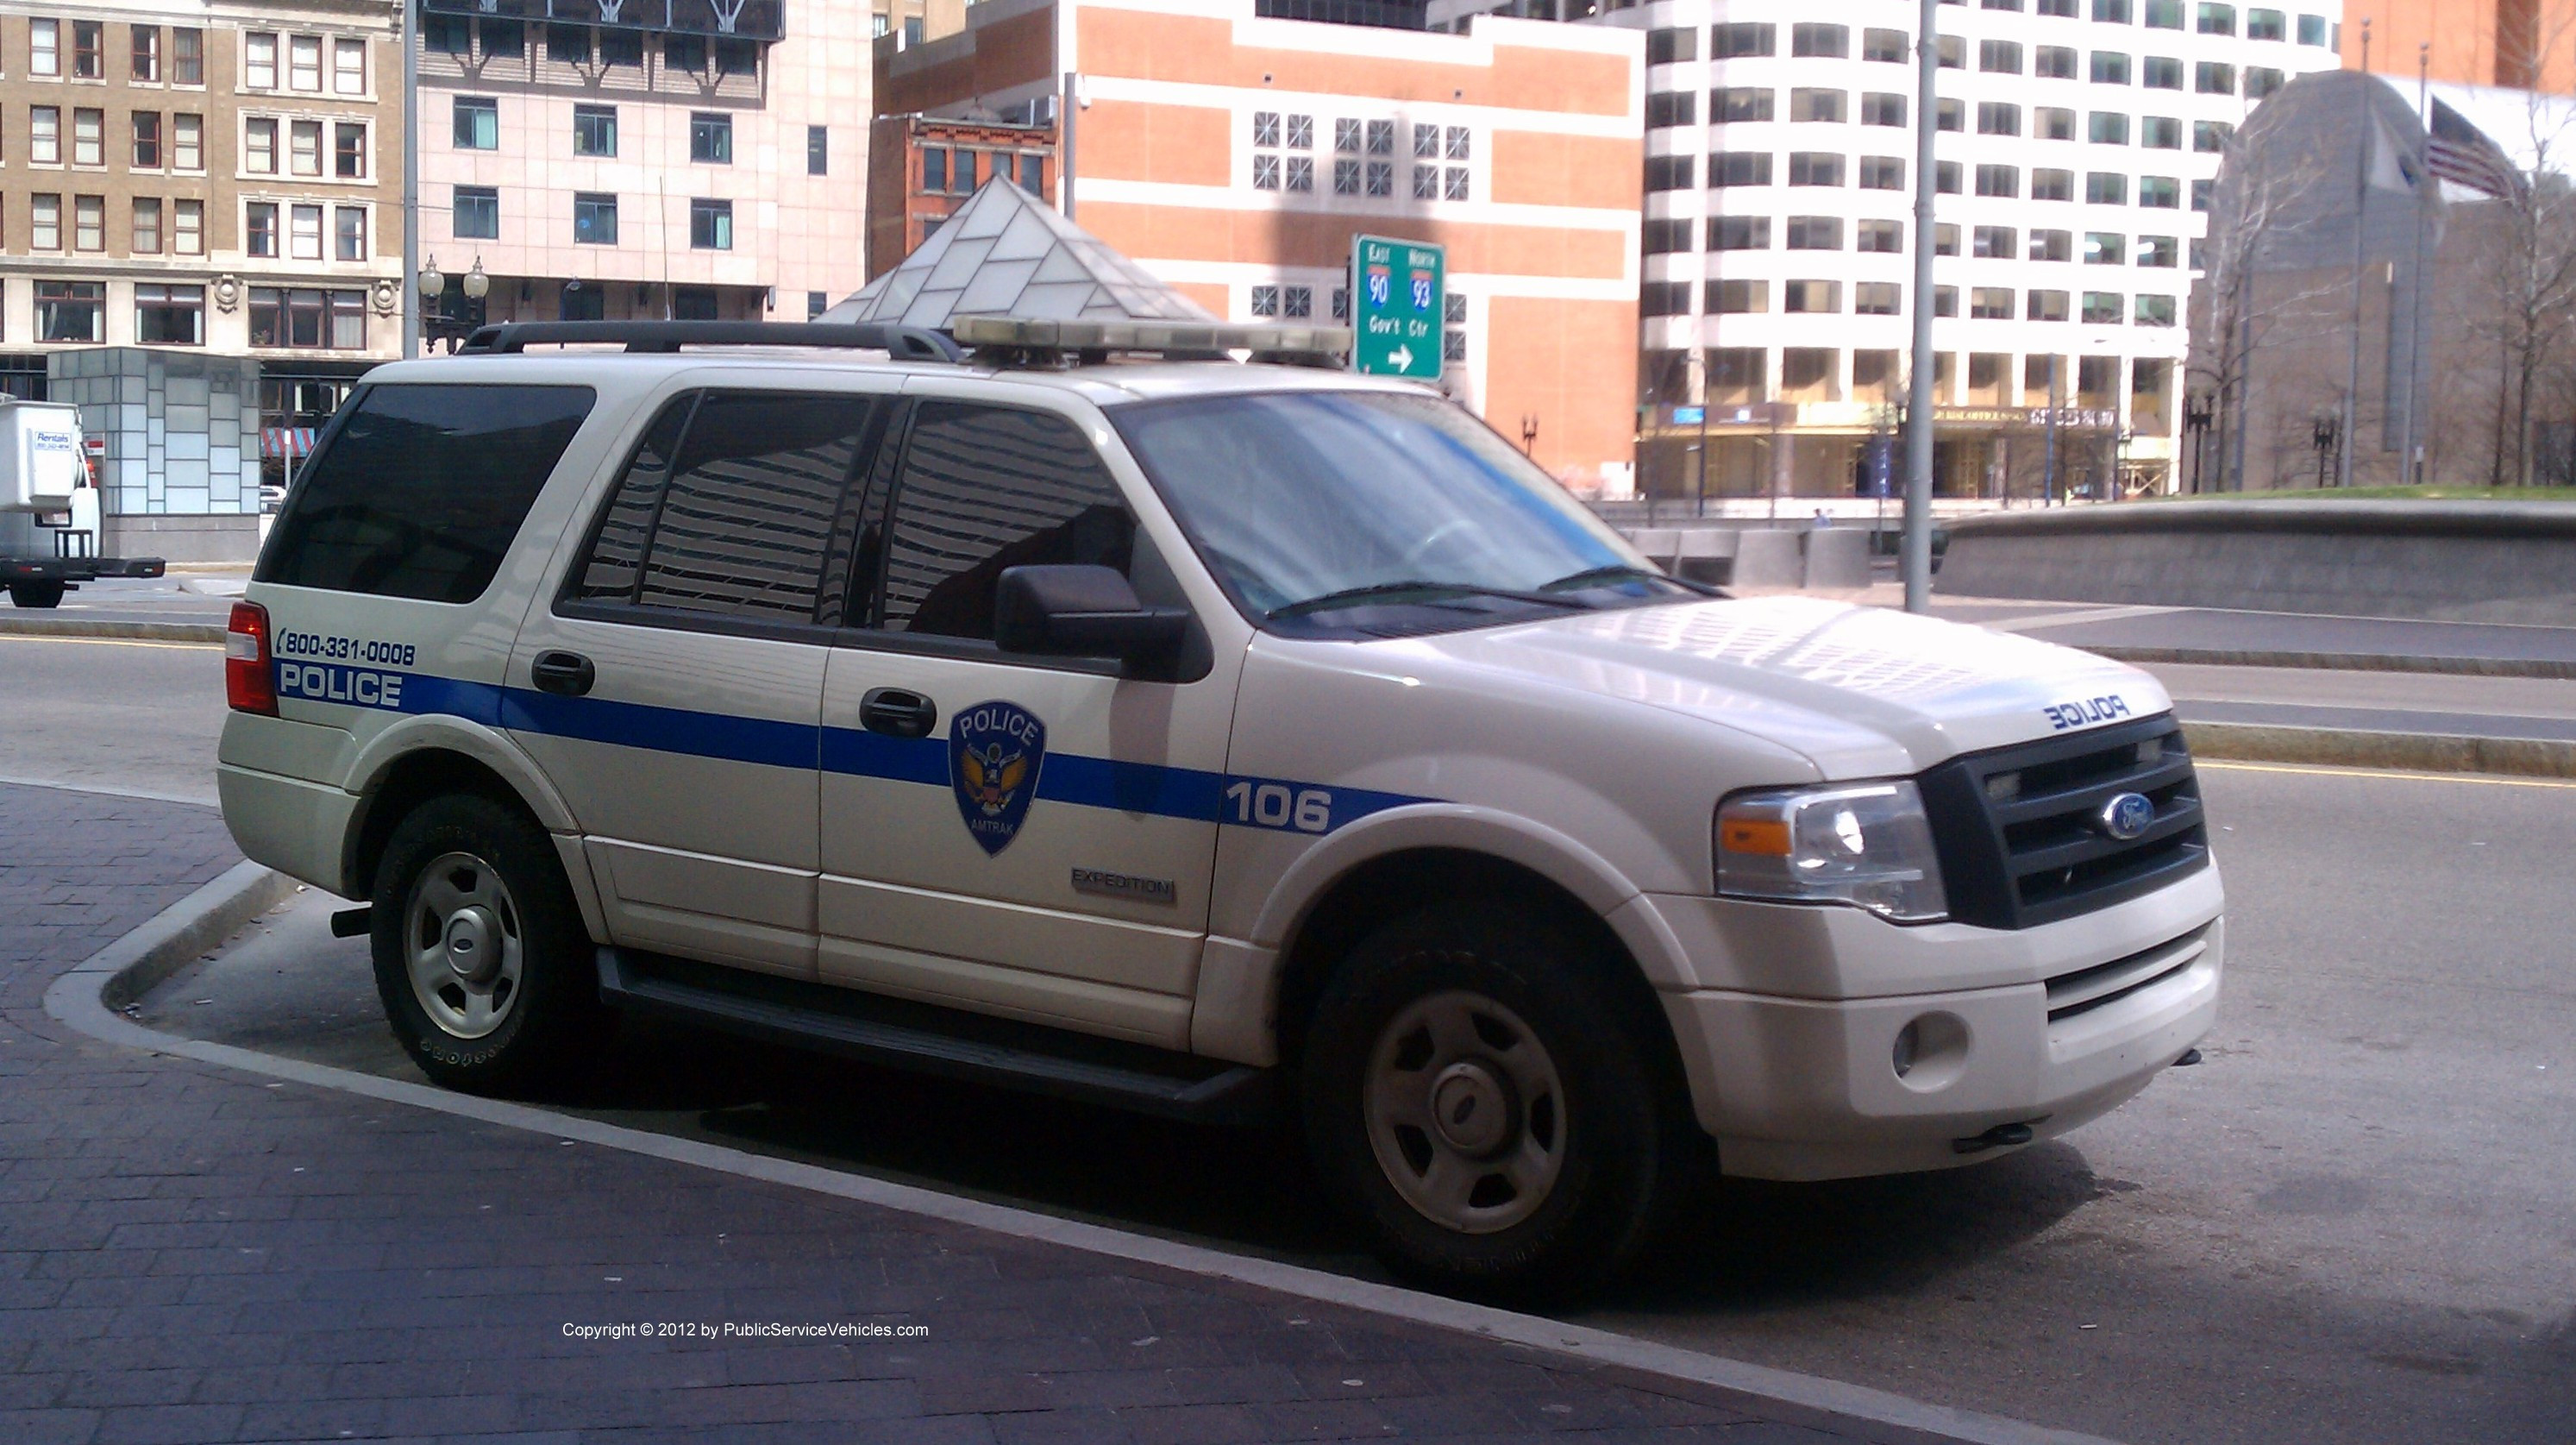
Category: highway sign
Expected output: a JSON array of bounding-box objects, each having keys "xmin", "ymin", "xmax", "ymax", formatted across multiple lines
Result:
[{"xmin": 1351, "ymin": 235, "xmax": 1443, "ymax": 380}]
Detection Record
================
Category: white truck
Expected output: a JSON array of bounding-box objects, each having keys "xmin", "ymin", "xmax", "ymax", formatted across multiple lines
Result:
[
  {"xmin": 0, "ymin": 399, "xmax": 166, "ymax": 607},
  {"xmin": 217, "ymin": 319, "xmax": 2219, "ymax": 1296}
]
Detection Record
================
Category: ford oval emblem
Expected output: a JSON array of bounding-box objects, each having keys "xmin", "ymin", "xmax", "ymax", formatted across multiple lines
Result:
[{"xmin": 2098, "ymin": 792, "xmax": 2155, "ymax": 841}]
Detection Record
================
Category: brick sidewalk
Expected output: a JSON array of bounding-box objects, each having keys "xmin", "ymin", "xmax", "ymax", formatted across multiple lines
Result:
[{"xmin": 0, "ymin": 780, "xmax": 1925, "ymax": 1445}]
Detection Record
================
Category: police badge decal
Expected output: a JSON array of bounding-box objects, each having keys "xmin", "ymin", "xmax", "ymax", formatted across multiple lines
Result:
[{"xmin": 950, "ymin": 701, "xmax": 1047, "ymax": 857}]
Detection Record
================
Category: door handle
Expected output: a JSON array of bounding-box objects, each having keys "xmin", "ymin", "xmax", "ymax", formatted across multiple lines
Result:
[
  {"xmin": 530, "ymin": 650, "xmax": 595, "ymax": 697},
  {"xmin": 859, "ymin": 688, "xmax": 937, "ymax": 738}
]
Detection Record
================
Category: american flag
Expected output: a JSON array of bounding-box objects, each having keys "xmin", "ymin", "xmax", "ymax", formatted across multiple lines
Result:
[{"xmin": 2425, "ymin": 97, "xmax": 2522, "ymax": 199}]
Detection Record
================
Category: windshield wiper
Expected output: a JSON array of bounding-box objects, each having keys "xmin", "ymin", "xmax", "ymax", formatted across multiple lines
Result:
[
  {"xmin": 1267, "ymin": 580, "xmax": 1588, "ymax": 621},
  {"xmin": 1539, "ymin": 564, "xmax": 1722, "ymax": 597}
]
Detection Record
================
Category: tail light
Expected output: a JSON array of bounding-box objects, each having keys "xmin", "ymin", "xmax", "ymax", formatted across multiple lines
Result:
[{"xmin": 226, "ymin": 600, "xmax": 277, "ymax": 715}]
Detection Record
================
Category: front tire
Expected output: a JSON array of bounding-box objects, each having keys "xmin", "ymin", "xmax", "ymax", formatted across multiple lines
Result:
[
  {"xmin": 370, "ymin": 794, "xmax": 605, "ymax": 1095},
  {"xmin": 7, "ymin": 580, "xmax": 66, "ymax": 608},
  {"xmin": 1300, "ymin": 899, "xmax": 1702, "ymax": 1299}
]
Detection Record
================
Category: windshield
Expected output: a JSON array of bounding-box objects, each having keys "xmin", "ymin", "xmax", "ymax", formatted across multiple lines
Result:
[{"xmin": 1113, "ymin": 389, "xmax": 1685, "ymax": 636}]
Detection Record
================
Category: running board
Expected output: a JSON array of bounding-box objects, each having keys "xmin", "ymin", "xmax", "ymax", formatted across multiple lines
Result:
[{"xmin": 594, "ymin": 947, "xmax": 1278, "ymax": 1125}]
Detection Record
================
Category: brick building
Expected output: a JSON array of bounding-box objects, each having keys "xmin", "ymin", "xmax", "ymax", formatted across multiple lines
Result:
[
  {"xmin": 874, "ymin": 0, "xmax": 1643, "ymax": 493},
  {"xmin": 866, "ymin": 115, "xmax": 1056, "ymax": 282}
]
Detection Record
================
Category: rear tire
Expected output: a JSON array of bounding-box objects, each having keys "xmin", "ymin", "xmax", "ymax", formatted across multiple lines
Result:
[
  {"xmin": 369, "ymin": 794, "xmax": 605, "ymax": 1095},
  {"xmin": 7, "ymin": 581, "xmax": 65, "ymax": 609},
  {"xmin": 1300, "ymin": 898, "xmax": 1703, "ymax": 1300}
]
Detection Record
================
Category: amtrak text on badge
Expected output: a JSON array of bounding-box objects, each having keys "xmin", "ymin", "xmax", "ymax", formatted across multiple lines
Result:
[{"xmin": 950, "ymin": 700, "xmax": 1046, "ymax": 857}]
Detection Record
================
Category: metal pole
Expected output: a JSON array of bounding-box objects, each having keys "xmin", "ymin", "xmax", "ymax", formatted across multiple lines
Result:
[
  {"xmin": 400, "ymin": 0, "xmax": 419, "ymax": 359},
  {"xmin": 1695, "ymin": 368, "xmax": 1709, "ymax": 516},
  {"xmin": 2398, "ymin": 43, "xmax": 2430, "ymax": 487},
  {"xmin": 2340, "ymin": 23, "xmax": 2372, "ymax": 487},
  {"xmin": 1058, "ymin": 72, "xmax": 1078, "ymax": 221},
  {"xmin": 1902, "ymin": 0, "xmax": 1940, "ymax": 610},
  {"xmin": 2044, "ymin": 355, "xmax": 2059, "ymax": 505}
]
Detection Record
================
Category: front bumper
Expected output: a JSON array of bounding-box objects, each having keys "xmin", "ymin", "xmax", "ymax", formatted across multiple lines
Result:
[{"xmin": 1647, "ymin": 863, "xmax": 2224, "ymax": 1180}]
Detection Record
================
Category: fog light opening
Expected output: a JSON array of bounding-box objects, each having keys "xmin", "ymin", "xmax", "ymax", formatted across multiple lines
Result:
[{"xmin": 1891, "ymin": 1011, "xmax": 1971, "ymax": 1091}]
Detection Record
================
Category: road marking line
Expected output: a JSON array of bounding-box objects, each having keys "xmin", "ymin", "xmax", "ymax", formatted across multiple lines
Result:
[
  {"xmin": 2199, "ymin": 759, "xmax": 2576, "ymax": 790},
  {"xmin": 0, "ymin": 775, "xmax": 218, "ymax": 807},
  {"xmin": 45, "ymin": 869, "xmax": 2119, "ymax": 1445},
  {"xmin": 1983, "ymin": 604, "xmax": 2183, "ymax": 634},
  {"xmin": 0, "ymin": 631, "xmax": 218, "ymax": 651}
]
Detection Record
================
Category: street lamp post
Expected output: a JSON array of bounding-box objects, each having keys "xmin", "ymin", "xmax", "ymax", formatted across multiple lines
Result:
[
  {"xmin": 1900, "ymin": 0, "xmax": 1940, "ymax": 612},
  {"xmin": 2312, "ymin": 409, "xmax": 2341, "ymax": 490},
  {"xmin": 2184, "ymin": 393, "xmax": 2215, "ymax": 493}
]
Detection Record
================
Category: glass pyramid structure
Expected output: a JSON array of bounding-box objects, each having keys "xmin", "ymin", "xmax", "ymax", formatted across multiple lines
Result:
[{"xmin": 822, "ymin": 178, "xmax": 1219, "ymax": 332}]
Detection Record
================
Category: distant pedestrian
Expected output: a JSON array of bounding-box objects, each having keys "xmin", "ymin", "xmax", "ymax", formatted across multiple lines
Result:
[{"xmin": 1810, "ymin": 507, "xmax": 1832, "ymax": 530}]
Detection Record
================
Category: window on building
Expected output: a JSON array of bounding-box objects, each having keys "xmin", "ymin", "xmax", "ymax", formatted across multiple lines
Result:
[
  {"xmin": 334, "ymin": 122, "xmax": 365, "ymax": 178},
  {"xmin": 72, "ymin": 194, "xmax": 102, "ymax": 251},
  {"xmin": 2030, "ymin": 228, "xmax": 2072, "ymax": 260},
  {"xmin": 335, "ymin": 205, "xmax": 366, "ymax": 261},
  {"xmin": 808, "ymin": 125, "xmax": 828, "ymax": 175},
  {"xmin": 29, "ymin": 195, "xmax": 59, "ymax": 251},
  {"xmin": 1444, "ymin": 166, "xmax": 1469, "ymax": 201},
  {"xmin": 574, "ymin": 192, "xmax": 617, "ymax": 244},
  {"xmin": 1715, "ymin": 87, "xmax": 1775, "ymax": 122},
  {"xmin": 245, "ymin": 201, "xmax": 276, "ymax": 257},
  {"xmin": 2297, "ymin": 13, "xmax": 2328, "ymax": 45},
  {"xmin": 2140, "ymin": 115, "xmax": 2182, "ymax": 148},
  {"xmin": 2087, "ymin": 172, "xmax": 2128, "ymax": 203},
  {"xmin": 1646, "ymin": 26, "xmax": 1699, "ymax": 63},
  {"xmin": 665, "ymin": 34, "xmax": 706, "ymax": 71},
  {"xmin": 1712, "ymin": 280, "xmax": 1768, "ymax": 313},
  {"xmin": 289, "ymin": 202, "xmax": 322, "ymax": 259},
  {"xmin": 1412, "ymin": 122, "xmax": 1438, "ymax": 159},
  {"xmin": 1967, "ymin": 287, "xmax": 2014, "ymax": 319},
  {"xmin": 246, "ymin": 31, "xmax": 279, "ymax": 86},
  {"xmin": 1289, "ymin": 156, "xmax": 1315, "ymax": 192},
  {"xmin": 1976, "ymin": 163, "xmax": 2020, "ymax": 197},
  {"xmin": 1018, "ymin": 154, "xmax": 1044, "ymax": 192},
  {"xmin": 72, "ymin": 110, "xmax": 101, "ymax": 166},
  {"xmin": 1780, "ymin": 349, "xmax": 1839, "ymax": 399},
  {"xmin": 2139, "ymin": 174, "xmax": 2180, "ymax": 207},
  {"xmin": 1864, "ymin": 27, "xmax": 1909, "ymax": 62},
  {"xmin": 289, "ymin": 34, "xmax": 320, "ymax": 90},
  {"xmin": 29, "ymin": 108, "xmax": 59, "ymax": 166},
  {"xmin": 922, "ymin": 148, "xmax": 947, "ymax": 192},
  {"xmin": 1366, "ymin": 160, "xmax": 1393, "ymax": 196},
  {"xmin": 2138, "ymin": 234, "xmax": 2179, "ymax": 267},
  {"xmin": 1646, "ymin": 91, "xmax": 1697, "ymax": 128},
  {"xmin": 600, "ymin": 28, "xmax": 642, "ymax": 66},
  {"xmin": 2194, "ymin": 119, "xmax": 2234, "ymax": 152},
  {"xmin": 1973, "ymin": 224, "xmax": 2016, "ymax": 257},
  {"xmin": 1938, "ymin": 34, "xmax": 1965, "ymax": 67},
  {"xmin": 1854, "ymin": 282, "xmax": 1902, "ymax": 315},
  {"xmin": 2097, "ymin": 0, "xmax": 2134, "ymax": 17},
  {"xmin": 36, "ymin": 281, "xmax": 102, "ymax": 342},
  {"xmin": 1643, "ymin": 218, "xmax": 1694, "ymax": 254},
  {"xmin": 1937, "ymin": 97, "xmax": 1964, "ymax": 132},
  {"xmin": 174, "ymin": 114, "xmax": 201, "ymax": 169},
  {"xmin": 1789, "ymin": 152, "xmax": 1844, "ymax": 185},
  {"xmin": 131, "ymin": 25, "xmax": 160, "ymax": 81},
  {"xmin": 2247, "ymin": 7, "xmax": 2285, "ymax": 39},
  {"xmin": 1712, "ymin": 215, "xmax": 1771, "ymax": 248},
  {"xmin": 2197, "ymin": 3, "xmax": 2235, "ymax": 33},
  {"xmin": 2145, "ymin": 56, "xmax": 2183, "ymax": 87},
  {"xmin": 714, "ymin": 38, "xmax": 756, "ymax": 75},
  {"xmin": 486, "ymin": 22, "xmax": 527, "ymax": 60},
  {"xmin": 1332, "ymin": 157, "xmax": 1361, "ymax": 193},
  {"xmin": 1640, "ymin": 281, "xmax": 1691, "ymax": 317},
  {"xmin": 1792, "ymin": 22, "xmax": 1850, "ymax": 57},
  {"xmin": 1708, "ymin": 348, "xmax": 1767, "ymax": 405},
  {"xmin": 1783, "ymin": 280, "xmax": 1840, "ymax": 313},
  {"xmin": 1860, "ymin": 155, "xmax": 1907, "ymax": 189},
  {"xmin": 1862, "ymin": 92, "xmax": 1907, "ymax": 126},
  {"xmin": 2195, "ymin": 60, "xmax": 2235, "ymax": 93},
  {"xmin": 1858, "ymin": 218, "xmax": 1903, "ymax": 252},
  {"xmin": 29, "ymin": 19, "xmax": 57, "ymax": 77},
  {"xmin": 690, "ymin": 198, "xmax": 732, "ymax": 249},
  {"xmin": 135, "ymin": 283, "xmax": 202, "ymax": 345},
  {"xmin": 454, "ymin": 96, "xmax": 498, "ymax": 149},
  {"xmin": 334, "ymin": 36, "xmax": 366, "ymax": 92},
  {"xmin": 1936, "ymin": 160, "xmax": 1961, "ymax": 192},
  {"xmin": 691, "ymin": 112, "xmax": 732, "ymax": 164},
  {"xmin": 2146, "ymin": 0, "xmax": 2184, "ymax": 25},
  {"xmin": 1980, "ymin": 39, "xmax": 2024, "ymax": 72},
  {"xmin": 2135, "ymin": 293, "xmax": 2176, "ymax": 325},
  {"xmin": 454, "ymin": 185, "xmax": 498, "ymax": 240},
  {"xmin": 1979, "ymin": 102, "xmax": 2022, "ymax": 135},
  {"xmin": 174, "ymin": 198, "xmax": 203, "ymax": 254},
  {"xmin": 290, "ymin": 119, "xmax": 321, "ymax": 175},
  {"xmin": 1786, "ymin": 215, "xmax": 1844, "ymax": 249},
  {"xmin": 1790, "ymin": 88, "xmax": 1846, "ymax": 123},
  {"xmin": 2037, "ymin": 45, "xmax": 2078, "ymax": 78},
  {"xmin": 2245, "ymin": 66, "xmax": 2285, "ymax": 98},
  {"xmin": 248, "ymin": 287, "xmax": 366, "ymax": 349},
  {"xmin": 1367, "ymin": 119, "xmax": 1395, "ymax": 154},
  {"xmin": 128, "ymin": 196, "xmax": 160, "ymax": 253},
  {"xmin": 2082, "ymin": 291, "xmax": 2124, "ymax": 324},
  {"xmin": 423, "ymin": 15, "xmax": 468, "ymax": 54},
  {"xmin": 2034, "ymin": 167, "xmax": 2074, "ymax": 199},
  {"xmin": 2090, "ymin": 111, "xmax": 2129, "ymax": 144},
  {"xmin": 248, "ymin": 116, "xmax": 280, "ymax": 172},
  {"xmin": 548, "ymin": 24, "xmax": 591, "ymax": 64},
  {"xmin": 2037, "ymin": 106, "xmax": 2077, "ymax": 140},
  {"xmin": 1714, "ymin": 22, "xmax": 1777, "ymax": 58},
  {"xmin": 573, "ymin": 104, "xmax": 617, "ymax": 157},
  {"xmin": 2085, "ymin": 231, "xmax": 2126, "ymax": 263},
  {"xmin": 1254, "ymin": 154, "xmax": 1282, "ymax": 191},
  {"xmin": 2092, "ymin": 51, "xmax": 2131, "ymax": 83},
  {"xmin": 72, "ymin": 21, "xmax": 101, "ymax": 79}
]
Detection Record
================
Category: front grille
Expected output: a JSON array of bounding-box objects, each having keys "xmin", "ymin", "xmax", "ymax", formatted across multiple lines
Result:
[{"xmin": 1918, "ymin": 713, "xmax": 2210, "ymax": 930}]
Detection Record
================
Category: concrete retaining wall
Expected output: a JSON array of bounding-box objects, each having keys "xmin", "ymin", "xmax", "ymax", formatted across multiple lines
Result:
[
  {"xmin": 100, "ymin": 514, "xmax": 263, "ymax": 565},
  {"xmin": 1937, "ymin": 500, "xmax": 2576, "ymax": 625}
]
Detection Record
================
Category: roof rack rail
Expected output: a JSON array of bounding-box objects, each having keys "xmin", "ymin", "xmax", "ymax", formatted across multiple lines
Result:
[
  {"xmin": 452, "ymin": 320, "xmax": 965, "ymax": 363},
  {"xmin": 950, "ymin": 315, "xmax": 1353, "ymax": 369}
]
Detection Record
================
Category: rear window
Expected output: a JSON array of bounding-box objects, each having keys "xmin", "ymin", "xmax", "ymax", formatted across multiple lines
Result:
[{"xmin": 260, "ymin": 383, "xmax": 595, "ymax": 603}]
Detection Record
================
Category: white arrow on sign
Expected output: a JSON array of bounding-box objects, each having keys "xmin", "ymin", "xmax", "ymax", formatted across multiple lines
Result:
[{"xmin": 1388, "ymin": 343, "xmax": 1413, "ymax": 372}]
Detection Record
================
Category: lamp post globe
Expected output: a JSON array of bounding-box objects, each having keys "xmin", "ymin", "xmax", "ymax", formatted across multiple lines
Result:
[
  {"xmin": 462, "ymin": 259, "xmax": 489, "ymax": 301},
  {"xmin": 417, "ymin": 260, "xmax": 443, "ymax": 299}
]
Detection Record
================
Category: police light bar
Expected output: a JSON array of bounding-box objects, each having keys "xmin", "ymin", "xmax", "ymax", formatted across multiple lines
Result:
[{"xmin": 950, "ymin": 315, "xmax": 1353, "ymax": 361}]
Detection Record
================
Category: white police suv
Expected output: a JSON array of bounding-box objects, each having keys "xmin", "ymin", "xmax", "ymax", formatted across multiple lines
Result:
[{"xmin": 221, "ymin": 318, "xmax": 2221, "ymax": 1295}]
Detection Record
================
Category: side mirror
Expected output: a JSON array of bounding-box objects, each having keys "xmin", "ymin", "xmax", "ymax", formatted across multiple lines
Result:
[{"xmin": 993, "ymin": 564, "xmax": 1188, "ymax": 668}]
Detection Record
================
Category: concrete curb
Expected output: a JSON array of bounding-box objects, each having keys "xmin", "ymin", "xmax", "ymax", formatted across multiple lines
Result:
[
  {"xmin": 2093, "ymin": 644, "xmax": 2576, "ymax": 681},
  {"xmin": 2182, "ymin": 720, "xmax": 2576, "ymax": 779},
  {"xmin": 0, "ymin": 615, "xmax": 226, "ymax": 644},
  {"xmin": 45, "ymin": 874, "xmax": 2122, "ymax": 1445}
]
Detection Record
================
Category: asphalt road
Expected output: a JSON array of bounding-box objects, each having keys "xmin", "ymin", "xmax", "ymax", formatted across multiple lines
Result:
[{"xmin": 27, "ymin": 621, "xmax": 2576, "ymax": 1445}]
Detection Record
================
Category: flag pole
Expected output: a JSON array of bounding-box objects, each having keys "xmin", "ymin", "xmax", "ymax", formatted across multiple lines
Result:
[
  {"xmin": 2341, "ymin": 20, "xmax": 2372, "ymax": 488},
  {"xmin": 2399, "ymin": 42, "xmax": 2429, "ymax": 487}
]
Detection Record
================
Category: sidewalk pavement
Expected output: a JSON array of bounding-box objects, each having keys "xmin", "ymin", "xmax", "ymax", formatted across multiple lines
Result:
[{"xmin": 1, "ymin": 778, "xmax": 2036, "ymax": 1445}]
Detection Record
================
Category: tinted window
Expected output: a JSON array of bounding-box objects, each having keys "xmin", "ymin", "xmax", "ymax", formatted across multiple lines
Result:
[
  {"xmin": 878, "ymin": 404, "xmax": 1131, "ymax": 641},
  {"xmin": 260, "ymin": 384, "xmax": 592, "ymax": 603},
  {"xmin": 580, "ymin": 391, "xmax": 877, "ymax": 621}
]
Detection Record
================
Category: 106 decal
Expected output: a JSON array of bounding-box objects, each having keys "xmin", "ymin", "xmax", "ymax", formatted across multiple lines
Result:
[{"xmin": 1224, "ymin": 779, "xmax": 1335, "ymax": 834}]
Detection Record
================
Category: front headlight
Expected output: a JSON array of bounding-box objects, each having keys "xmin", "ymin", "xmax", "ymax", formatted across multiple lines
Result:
[{"xmin": 1717, "ymin": 781, "xmax": 1949, "ymax": 923}]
